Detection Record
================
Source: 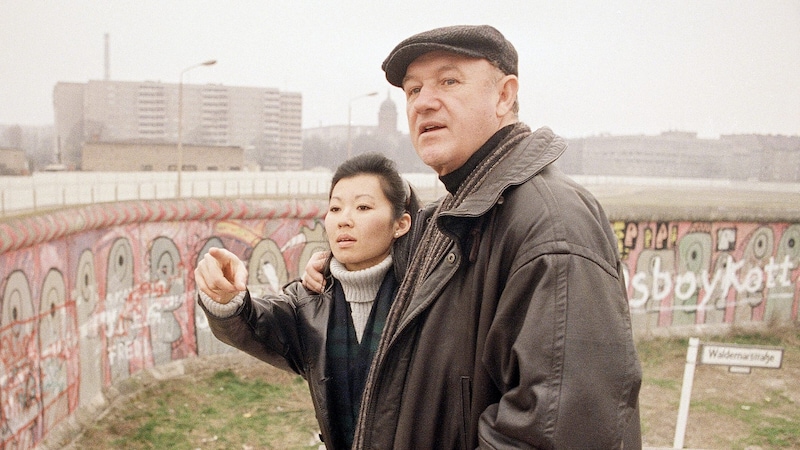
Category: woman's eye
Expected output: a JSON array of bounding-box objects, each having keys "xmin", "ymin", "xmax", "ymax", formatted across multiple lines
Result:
[{"xmin": 443, "ymin": 78, "xmax": 457, "ymax": 86}]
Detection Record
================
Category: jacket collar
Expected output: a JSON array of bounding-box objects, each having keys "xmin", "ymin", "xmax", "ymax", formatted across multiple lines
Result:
[{"xmin": 441, "ymin": 126, "xmax": 566, "ymax": 219}]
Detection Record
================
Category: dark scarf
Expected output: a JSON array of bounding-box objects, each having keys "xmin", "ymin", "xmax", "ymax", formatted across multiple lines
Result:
[
  {"xmin": 440, "ymin": 124, "xmax": 513, "ymax": 194},
  {"xmin": 353, "ymin": 122, "xmax": 532, "ymax": 447},
  {"xmin": 327, "ymin": 271, "xmax": 397, "ymax": 449}
]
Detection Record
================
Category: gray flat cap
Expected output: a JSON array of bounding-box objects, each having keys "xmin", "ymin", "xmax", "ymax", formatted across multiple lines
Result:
[{"xmin": 382, "ymin": 25, "xmax": 518, "ymax": 87}]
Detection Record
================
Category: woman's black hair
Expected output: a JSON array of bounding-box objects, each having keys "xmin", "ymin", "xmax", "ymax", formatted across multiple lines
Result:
[{"xmin": 329, "ymin": 152, "xmax": 421, "ymax": 279}]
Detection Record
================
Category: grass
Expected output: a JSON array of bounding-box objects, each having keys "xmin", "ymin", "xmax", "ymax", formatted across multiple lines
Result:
[
  {"xmin": 689, "ymin": 384, "xmax": 800, "ymax": 449},
  {"xmin": 73, "ymin": 365, "xmax": 320, "ymax": 450},
  {"xmin": 67, "ymin": 325, "xmax": 799, "ymax": 449},
  {"xmin": 635, "ymin": 325, "xmax": 800, "ymax": 449}
]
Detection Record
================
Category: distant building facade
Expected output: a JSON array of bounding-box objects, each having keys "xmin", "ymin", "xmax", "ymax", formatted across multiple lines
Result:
[
  {"xmin": 722, "ymin": 134, "xmax": 800, "ymax": 182},
  {"xmin": 53, "ymin": 80, "xmax": 302, "ymax": 171},
  {"xmin": 304, "ymin": 94, "xmax": 799, "ymax": 181},
  {"xmin": 0, "ymin": 124, "xmax": 53, "ymax": 171},
  {"xmin": 0, "ymin": 146, "xmax": 28, "ymax": 175},
  {"xmin": 558, "ymin": 131, "xmax": 800, "ymax": 182},
  {"xmin": 82, "ymin": 142, "xmax": 243, "ymax": 172},
  {"xmin": 302, "ymin": 91, "xmax": 428, "ymax": 173}
]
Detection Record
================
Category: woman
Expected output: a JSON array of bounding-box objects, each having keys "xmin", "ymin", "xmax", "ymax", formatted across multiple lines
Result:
[{"xmin": 195, "ymin": 152, "xmax": 419, "ymax": 449}]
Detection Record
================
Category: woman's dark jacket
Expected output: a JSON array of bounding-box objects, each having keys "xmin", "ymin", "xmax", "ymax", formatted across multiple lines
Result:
[{"xmin": 199, "ymin": 276, "xmax": 380, "ymax": 449}]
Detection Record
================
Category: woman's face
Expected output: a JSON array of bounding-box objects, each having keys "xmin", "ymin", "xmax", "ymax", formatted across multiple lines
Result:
[{"xmin": 325, "ymin": 174, "xmax": 410, "ymax": 271}]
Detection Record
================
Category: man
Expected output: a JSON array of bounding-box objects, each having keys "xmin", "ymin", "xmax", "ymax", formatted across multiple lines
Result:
[
  {"xmin": 351, "ymin": 24, "xmax": 640, "ymax": 449},
  {"xmin": 261, "ymin": 25, "xmax": 640, "ymax": 448}
]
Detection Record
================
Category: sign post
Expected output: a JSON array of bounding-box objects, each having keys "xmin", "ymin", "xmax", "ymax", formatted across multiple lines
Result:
[
  {"xmin": 673, "ymin": 338, "xmax": 700, "ymax": 449},
  {"xmin": 672, "ymin": 338, "xmax": 784, "ymax": 449}
]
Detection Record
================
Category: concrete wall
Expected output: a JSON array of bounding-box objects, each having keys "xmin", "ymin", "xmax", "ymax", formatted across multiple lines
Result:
[
  {"xmin": 0, "ymin": 198, "xmax": 327, "ymax": 448},
  {"xmin": 0, "ymin": 198, "xmax": 798, "ymax": 448},
  {"xmin": 614, "ymin": 220, "xmax": 799, "ymax": 333}
]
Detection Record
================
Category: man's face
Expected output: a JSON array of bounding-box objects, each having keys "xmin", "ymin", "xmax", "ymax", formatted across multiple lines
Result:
[{"xmin": 402, "ymin": 51, "xmax": 507, "ymax": 176}]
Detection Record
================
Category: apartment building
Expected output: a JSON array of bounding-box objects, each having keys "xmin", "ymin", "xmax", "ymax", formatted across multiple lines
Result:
[
  {"xmin": 558, "ymin": 131, "xmax": 799, "ymax": 182},
  {"xmin": 53, "ymin": 80, "xmax": 302, "ymax": 171}
]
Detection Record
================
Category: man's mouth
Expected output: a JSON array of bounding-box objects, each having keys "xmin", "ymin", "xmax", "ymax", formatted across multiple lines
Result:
[{"xmin": 420, "ymin": 124, "xmax": 444, "ymax": 134}]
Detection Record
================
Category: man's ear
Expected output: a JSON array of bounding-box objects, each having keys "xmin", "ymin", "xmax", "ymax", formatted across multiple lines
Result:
[{"xmin": 496, "ymin": 74, "xmax": 519, "ymax": 117}]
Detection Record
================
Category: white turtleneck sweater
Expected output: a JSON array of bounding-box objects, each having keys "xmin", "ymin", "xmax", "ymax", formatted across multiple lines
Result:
[
  {"xmin": 329, "ymin": 255, "xmax": 392, "ymax": 343},
  {"xmin": 199, "ymin": 254, "xmax": 393, "ymax": 343}
]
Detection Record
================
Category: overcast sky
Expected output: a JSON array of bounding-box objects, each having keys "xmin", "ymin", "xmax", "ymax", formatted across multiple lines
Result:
[{"xmin": 2, "ymin": 0, "xmax": 799, "ymax": 139}]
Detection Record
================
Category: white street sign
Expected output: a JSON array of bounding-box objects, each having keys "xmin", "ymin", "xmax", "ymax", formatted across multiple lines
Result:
[
  {"xmin": 673, "ymin": 338, "xmax": 785, "ymax": 448},
  {"xmin": 700, "ymin": 343, "xmax": 784, "ymax": 369}
]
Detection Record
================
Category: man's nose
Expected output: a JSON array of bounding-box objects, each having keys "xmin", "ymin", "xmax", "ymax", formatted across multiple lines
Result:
[{"xmin": 412, "ymin": 86, "xmax": 440, "ymax": 112}]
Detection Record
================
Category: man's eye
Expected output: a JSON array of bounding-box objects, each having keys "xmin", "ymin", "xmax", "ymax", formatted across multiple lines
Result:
[
  {"xmin": 443, "ymin": 78, "xmax": 457, "ymax": 86},
  {"xmin": 406, "ymin": 87, "xmax": 420, "ymax": 97}
]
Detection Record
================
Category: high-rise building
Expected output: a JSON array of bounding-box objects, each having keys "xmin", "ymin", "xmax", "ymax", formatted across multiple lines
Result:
[{"xmin": 53, "ymin": 80, "xmax": 302, "ymax": 170}]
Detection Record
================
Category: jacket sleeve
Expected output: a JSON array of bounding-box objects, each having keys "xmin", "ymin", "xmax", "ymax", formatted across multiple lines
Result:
[
  {"xmin": 477, "ymin": 250, "xmax": 642, "ymax": 449},
  {"xmin": 198, "ymin": 284, "xmax": 306, "ymax": 375}
]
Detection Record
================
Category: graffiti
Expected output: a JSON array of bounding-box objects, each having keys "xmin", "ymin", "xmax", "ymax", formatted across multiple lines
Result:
[
  {"xmin": 628, "ymin": 254, "xmax": 794, "ymax": 308},
  {"xmin": 0, "ymin": 199, "xmax": 325, "ymax": 449},
  {"xmin": 615, "ymin": 221, "xmax": 800, "ymax": 330},
  {"xmin": 1, "ymin": 270, "xmax": 41, "ymax": 448},
  {"xmin": 0, "ymin": 198, "xmax": 797, "ymax": 449}
]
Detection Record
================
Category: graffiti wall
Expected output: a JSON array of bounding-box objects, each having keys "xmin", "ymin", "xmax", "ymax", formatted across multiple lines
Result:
[
  {"xmin": 0, "ymin": 199, "xmax": 328, "ymax": 449},
  {"xmin": 614, "ymin": 221, "xmax": 800, "ymax": 332},
  {"xmin": 0, "ymin": 199, "xmax": 798, "ymax": 449}
]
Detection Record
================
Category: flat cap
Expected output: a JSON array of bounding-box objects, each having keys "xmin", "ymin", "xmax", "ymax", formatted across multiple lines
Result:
[{"xmin": 382, "ymin": 25, "xmax": 518, "ymax": 87}]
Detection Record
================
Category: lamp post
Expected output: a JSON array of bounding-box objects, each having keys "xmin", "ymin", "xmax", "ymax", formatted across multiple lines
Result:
[
  {"xmin": 347, "ymin": 91, "xmax": 378, "ymax": 159},
  {"xmin": 177, "ymin": 59, "xmax": 216, "ymax": 197}
]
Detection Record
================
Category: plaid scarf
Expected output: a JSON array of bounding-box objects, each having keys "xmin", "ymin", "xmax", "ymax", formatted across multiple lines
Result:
[{"xmin": 353, "ymin": 122, "xmax": 532, "ymax": 448}]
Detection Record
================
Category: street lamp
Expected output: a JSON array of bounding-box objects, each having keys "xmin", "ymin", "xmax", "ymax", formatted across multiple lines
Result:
[
  {"xmin": 177, "ymin": 59, "xmax": 216, "ymax": 198},
  {"xmin": 347, "ymin": 91, "xmax": 378, "ymax": 159}
]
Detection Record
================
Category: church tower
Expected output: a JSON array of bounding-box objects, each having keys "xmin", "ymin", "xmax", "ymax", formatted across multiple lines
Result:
[{"xmin": 377, "ymin": 90, "xmax": 398, "ymax": 136}]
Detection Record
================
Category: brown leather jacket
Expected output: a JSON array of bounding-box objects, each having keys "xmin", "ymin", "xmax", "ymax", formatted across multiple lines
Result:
[{"xmin": 354, "ymin": 127, "xmax": 642, "ymax": 449}]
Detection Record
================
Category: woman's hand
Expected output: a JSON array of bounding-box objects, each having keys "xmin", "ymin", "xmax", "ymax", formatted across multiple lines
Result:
[{"xmin": 194, "ymin": 247, "xmax": 248, "ymax": 303}]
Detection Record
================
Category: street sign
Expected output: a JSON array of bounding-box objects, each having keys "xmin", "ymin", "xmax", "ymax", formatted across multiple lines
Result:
[
  {"xmin": 673, "ymin": 338, "xmax": 785, "ymax": 448},
  {"xmin": 700, "ymin": 342, "xmax": 784, "ymax": 370}
]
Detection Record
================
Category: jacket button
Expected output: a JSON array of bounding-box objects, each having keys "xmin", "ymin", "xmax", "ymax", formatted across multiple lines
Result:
[{"xmin": 447, "ymin": 253, "xmax": 457, "ymax": 263}]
